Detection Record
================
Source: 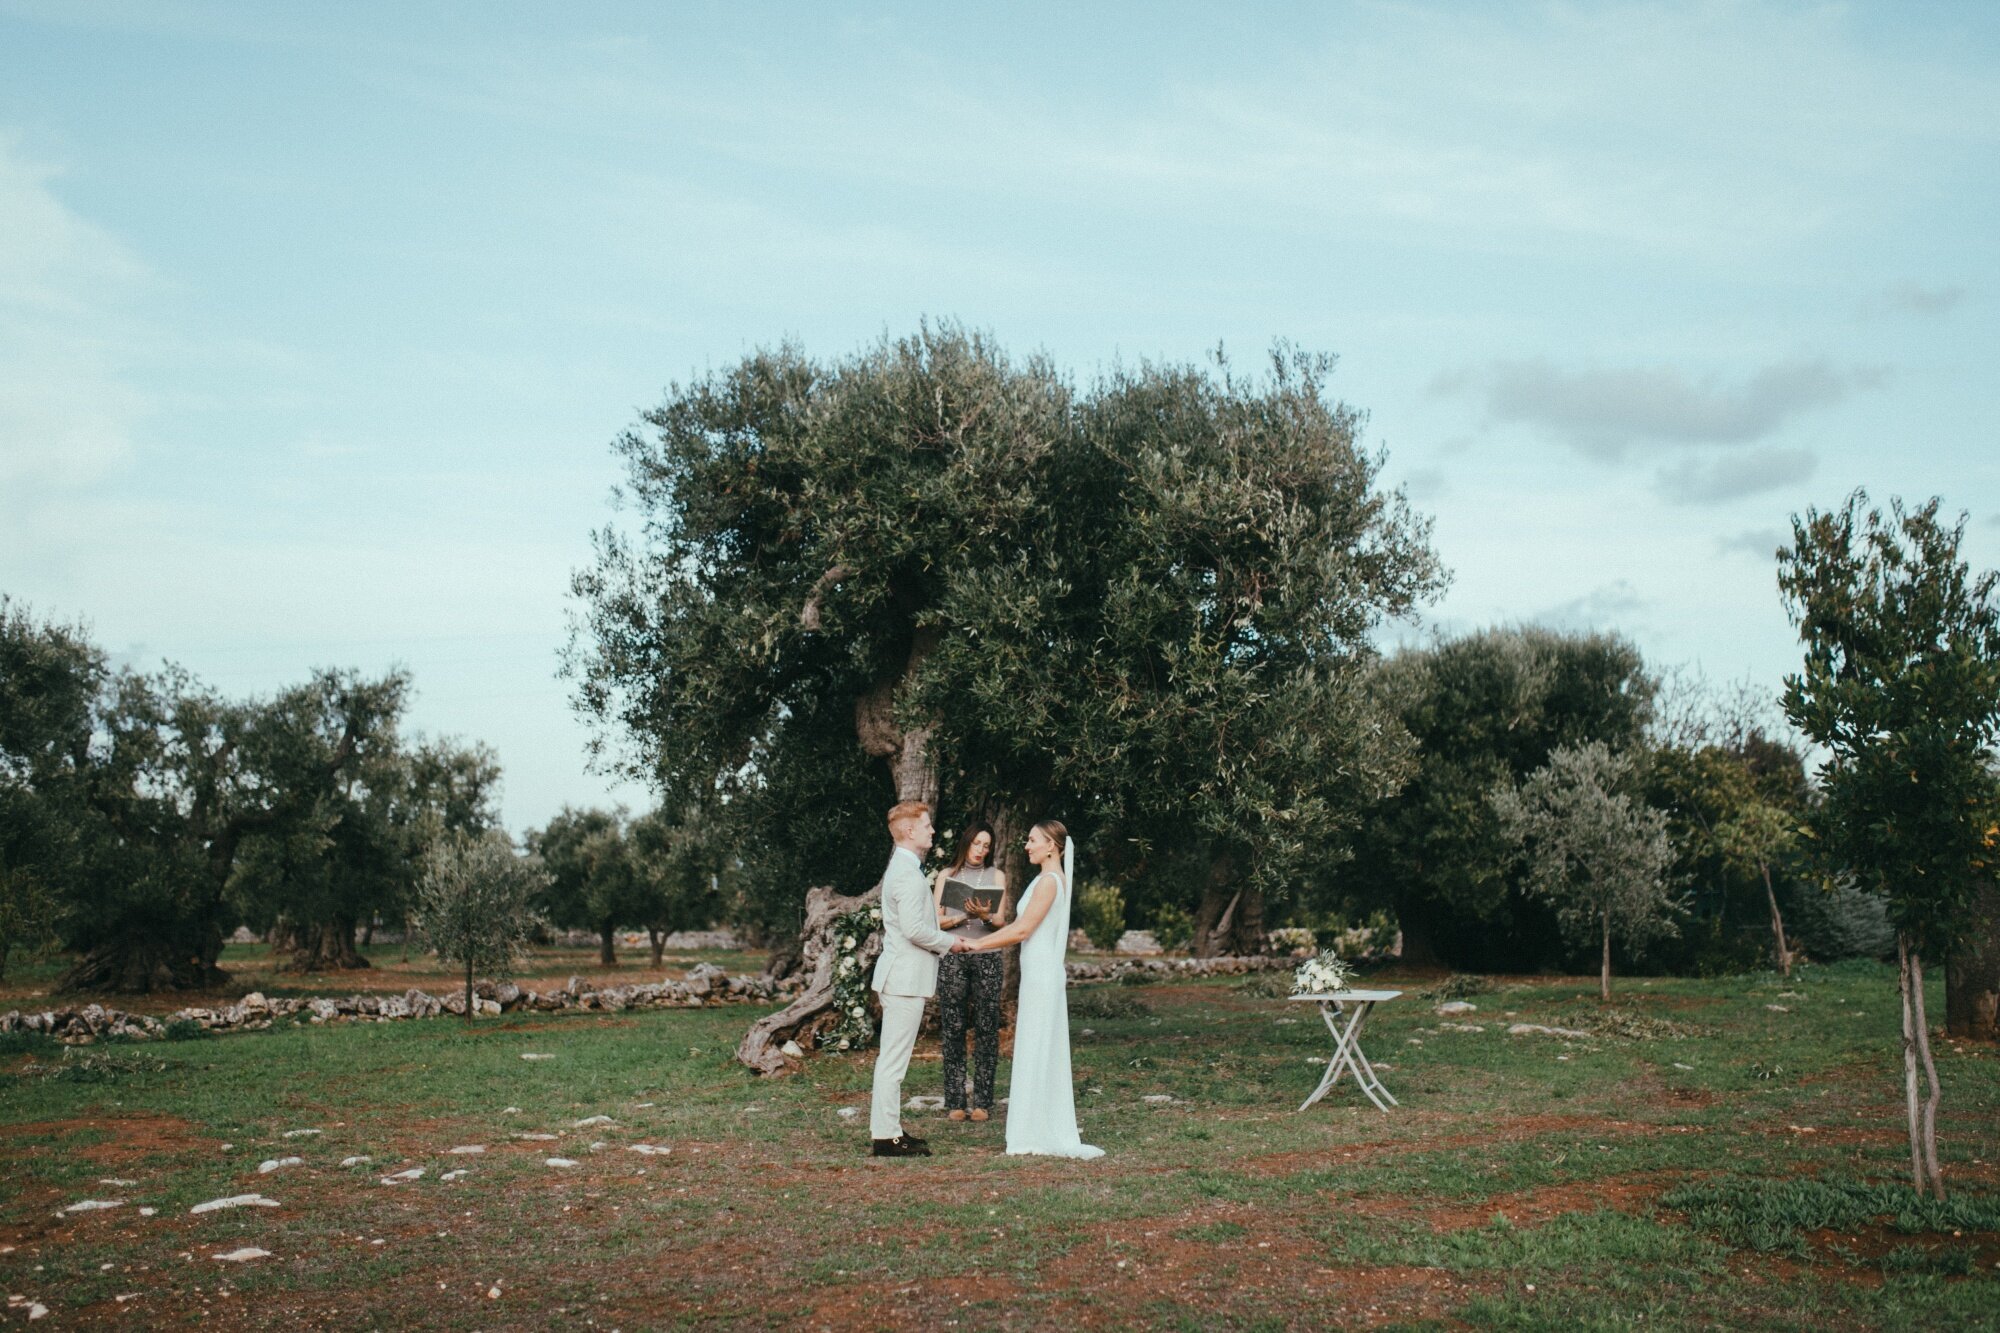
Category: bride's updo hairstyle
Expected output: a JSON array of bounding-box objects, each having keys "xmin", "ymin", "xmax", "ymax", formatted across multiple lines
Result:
[{"xmin": 1031, "ymin": 819, "xmax": 1068, "ymax": 853}]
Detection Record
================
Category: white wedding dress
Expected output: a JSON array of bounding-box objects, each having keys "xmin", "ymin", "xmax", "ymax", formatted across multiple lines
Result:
[{"xmin": 1005, "ymin": 870, "xmax": 1103, "ymax": 1159}]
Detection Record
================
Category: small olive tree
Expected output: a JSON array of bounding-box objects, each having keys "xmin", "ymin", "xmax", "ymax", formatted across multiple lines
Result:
[
  {"xmin": 1779, "ymin": 493, "xmax": 2000, "ymax": 1199},
  {"xmin": 1492, "ymin": 741, "xmax": 1679, "ymax": 1000},
  {"xmin": 411, "ymin": 831, "xmax": 548, "ymax": 1022}
]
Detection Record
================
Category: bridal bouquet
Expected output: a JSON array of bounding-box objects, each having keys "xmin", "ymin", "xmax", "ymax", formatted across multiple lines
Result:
[{"xmin": 1292, "ymin": 949, "xmax": 1353, "ymax": 996}]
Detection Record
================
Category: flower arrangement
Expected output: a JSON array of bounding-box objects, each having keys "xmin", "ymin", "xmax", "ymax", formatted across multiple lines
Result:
[
  {"xmin": 819, "ymin": 905, "xmax": 884, "ymax": 1052},
  {"xmin": 1292, "ymin": 948, "xmax": 1354, "ymax": 996}
]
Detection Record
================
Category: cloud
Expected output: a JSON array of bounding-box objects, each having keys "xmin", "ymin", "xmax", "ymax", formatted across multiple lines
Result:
[
  {"xmin": 1401, "ymin": 467, "xmax": 1450, "ymax": 504},
  {"xmin": 1535, "ymin": 580, "xmax": 1648, "ymax": 632},
  {"xmin": 1716, "ymin": 528, "xmax": 1789, "ymax": 560},
  {"xmin": 1462, "ymin": 359, "xmax": 1884, "ymax": 459},
  {"xmin": 1879, "ymin": 282, "xmax": 1966, "ymax": 317},
  {"xmin": 1657, "ymin": 448, "xmax": 1818, "ymax": 506},
  {"xmin": 0, "ymin": 133, "xmax": 152, "ymax": 491}
]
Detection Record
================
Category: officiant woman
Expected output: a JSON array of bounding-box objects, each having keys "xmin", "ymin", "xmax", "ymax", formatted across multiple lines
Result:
[{"xmin": 932, "ymin": 824, "xmax": 1008, "ymax": 1121}]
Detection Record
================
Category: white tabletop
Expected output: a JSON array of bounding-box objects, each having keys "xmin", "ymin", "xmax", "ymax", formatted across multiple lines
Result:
[{"xmin": 1287, "ymin": 989, "xmax": 1402, "ymax": 1003}]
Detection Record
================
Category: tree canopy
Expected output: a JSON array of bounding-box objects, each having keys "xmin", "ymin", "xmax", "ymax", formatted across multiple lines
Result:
[{"xmin": 566, "ymin": 327, "xmax": 1444, "ymax": 952}]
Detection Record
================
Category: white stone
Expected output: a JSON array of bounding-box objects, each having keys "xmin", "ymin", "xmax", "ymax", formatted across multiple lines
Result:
[
  {"xmin": 258, "ymin": 1157, "xmax": 303, "ymax": 1174},
  {"xmin": 520, "ymin": 1053, "xmax": 555, "ymax": 1061},
  {"xmin": 502, "ymin": 1106, "xmax": 522, "ymax": 1114},
  {"xmin": 60, "ymin": 1199, "xmax": 124, "ymax": 1215},
  {"xmin": 836, "ymin": 1107, "xmax": 859, "ymax": 1119},
  {"xmin": 281, "ymin": 1129, "xmax": 321, "ymax": 1139},
  {"xmin": 1506, "ymin": 1023, "xmax": 1589, "ymax": 1039},
  {"xmin": 544, "ymin": 1157, "xmax": 580, "ymax": 1168},
  {"xmin": 1141, "ymin": 1095, "xmax": 1176, "ymax": 1104},
  {"xmin": 515, "ymin": 1132, "xmax": 558, "ymax": 1141},
  {"xmin": 627, "ymin": 1144, "xmax": 671, "ymax": 1156},
  {"xmin": 1436, "ymin": 1001, "xmax": 1478, "ymax": 1016},
  {"xmin": 97, "ymin": 1178, "xmax": 136, "ymax": 1187},
  {"xmin": 573, "ymin": 1115, "xmax": 615, "ymax": 1127},
  {"xmin": 441, "ymin": 1170, "xmax": 469, "ymax": 1181},
  {"xmin": 903, "ymin": 1095, "xmax": 945, "ymax": 1111},
  {"xmin": 26, "ymin": 1303, "xmax": 48, "ymax": 1321},
  {"xmin": 213, "ymin": 1248, "xmax": 270, "ymax": 1263},
  {"xmin": 448, "ymin": 1145, "xmax": 485, "ymax": 1155},
  {"xmin": 780, "ymin": 1040, "xmax": 805, "ymax": 1059},
  {"xmin": 190, "ymin": 1194, "xmax": 279, "ymax": 1214},
  {"xmin": 1439, "ymin": 1022, "xmax": 1486, "ymax": 1033},
  {"xmin": 339, "ymin": 1156, "xmax": 372, "ymax": 1168},
  {"xmin": 380, "ymin": 1168, "xmax": 425, "ymax": 1184},
  {"xmin": 138, "ymin": 1207, "xmax": 156, "ymax": 1217},
  {"xmin": 1765, "ymin": 1004, "xmax": 1790, "ymax": 1013}
]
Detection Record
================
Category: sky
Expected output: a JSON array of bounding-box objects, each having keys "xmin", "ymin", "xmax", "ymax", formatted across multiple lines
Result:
[{"xmin": 2, "ymin": 1, "xmax": 1996, "ymax": 832}]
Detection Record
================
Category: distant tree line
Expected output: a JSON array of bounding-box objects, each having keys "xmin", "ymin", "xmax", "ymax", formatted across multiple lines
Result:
[{"xmin": 0, "ymin": 600, "xmax": 727, "ymax": 993}]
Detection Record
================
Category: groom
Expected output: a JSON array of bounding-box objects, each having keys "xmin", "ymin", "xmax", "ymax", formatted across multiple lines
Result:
[{"xmin": 869, "ymin": 799, "xmax": 969, "ymax": 1158}]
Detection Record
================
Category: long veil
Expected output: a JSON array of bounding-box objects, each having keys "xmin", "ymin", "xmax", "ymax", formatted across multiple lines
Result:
[{"xmin": 1062, "ymin": 836, "xmax": 1074, "ymax": 895}]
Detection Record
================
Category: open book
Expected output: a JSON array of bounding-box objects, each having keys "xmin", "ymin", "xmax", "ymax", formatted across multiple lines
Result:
[{"xmin": 941, "ymin": 876, "xmax": 1003, "ymax": 941}]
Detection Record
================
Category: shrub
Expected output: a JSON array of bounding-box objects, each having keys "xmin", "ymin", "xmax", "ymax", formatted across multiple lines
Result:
[
  {"xmin": 1265, "ymin": 926, "xmax": 1316, "ymax": 955},
  {"xmin": 160, "ymin": 1018, "xmax": 209, "ymax": 1042},
  {"xmin": 1789, "ymin": 879, "xmax": 1895, "ymax": 961},
  {"xmin": 1151, "ymin": 903, "xmax": 1194, "ymax": 952},
  {"xmin": 1076, "ymin": 882, "xmax": 1126, "ymax": 952}
]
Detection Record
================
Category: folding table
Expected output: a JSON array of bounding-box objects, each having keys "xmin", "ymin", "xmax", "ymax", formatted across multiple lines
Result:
[{"xmin": 1288, "ymin": 989, "xmax": 1403, "ymax": 1112}]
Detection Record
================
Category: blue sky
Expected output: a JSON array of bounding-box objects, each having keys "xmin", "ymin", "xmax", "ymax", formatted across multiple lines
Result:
[{"xmin": 3, "ymin": 1, "xmax": 1996, "ymax": 831}]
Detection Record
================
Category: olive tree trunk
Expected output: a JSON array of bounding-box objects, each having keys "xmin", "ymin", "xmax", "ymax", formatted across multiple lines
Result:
[{"xmin": 737, "ymin": 884, "xmax": 880, "ymax": 1075}]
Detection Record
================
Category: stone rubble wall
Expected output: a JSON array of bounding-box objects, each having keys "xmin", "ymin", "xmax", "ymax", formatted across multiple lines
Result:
[{"xmin": 1, "ymin": 955, "xmax": 1292, "ymax": 1046}]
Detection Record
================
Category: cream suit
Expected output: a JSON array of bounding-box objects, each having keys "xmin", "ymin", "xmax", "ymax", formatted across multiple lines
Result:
[{"xmin": 869, "ymin": 845, "xmax": 957, "ymax": 1139}]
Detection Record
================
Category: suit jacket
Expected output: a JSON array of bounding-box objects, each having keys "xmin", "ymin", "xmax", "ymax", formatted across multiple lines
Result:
[{"xmin": 871, "ymin": 847, "xmax": 956, "ymax": 998}]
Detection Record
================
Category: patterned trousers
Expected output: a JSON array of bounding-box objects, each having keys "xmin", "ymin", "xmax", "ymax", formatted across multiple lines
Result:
[{"xmin": 936, "ymin": 949, "xmax": 1003, "ymax": 1111}]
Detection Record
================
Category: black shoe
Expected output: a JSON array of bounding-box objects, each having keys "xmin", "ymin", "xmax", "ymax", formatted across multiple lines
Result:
[{"xmin": 871, "ymin": 1135, "xmax": 933, "ymax": 1157}]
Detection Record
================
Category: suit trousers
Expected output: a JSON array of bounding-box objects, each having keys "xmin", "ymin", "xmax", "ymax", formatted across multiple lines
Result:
[{"xmin": 870, "ymin": 992, "xmax": 927, "ymax": 1140}]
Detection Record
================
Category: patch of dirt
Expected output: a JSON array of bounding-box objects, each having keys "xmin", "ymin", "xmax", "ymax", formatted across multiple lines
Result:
[
  {"xmin": 1419, "ymin": 1171, "xmax": 1675, "ymax": 1231},
  {"xmin": 1033, "ymin": 1204, "xmax": 1495, "ymax": 1329},
  {"xmin": 1242, "ymin": 1112, "xmax": 1663, "ymax": 1177},
  {"xmin": 0, "ymin": 1113, "xmax": 207, "ymax": 1166}
]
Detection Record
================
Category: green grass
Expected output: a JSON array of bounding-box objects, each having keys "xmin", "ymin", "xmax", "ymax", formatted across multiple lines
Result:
[{"xmin": 2, "ymin": 960, "xmax": 1997, "ymax": 1330}]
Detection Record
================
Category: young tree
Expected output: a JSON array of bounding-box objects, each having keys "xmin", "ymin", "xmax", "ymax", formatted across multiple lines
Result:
[
  {"xmin": 527, "ymin": 808, "xmax": 649, "ymax": 965},
  {"xmin": 1779, "ymin": 492, "xmax": 2000, "ymax": 1198},
  {"xmin": 411, "ymin": 831, "xmax": 547, "ymax": 1022},
  {"xmin": 1491, "ymin": 741, "xmax": 1679, "ymax": 1000},
  {"xmin": 627, "ymin": 805, "xmax": 726, "ymax": 967}
]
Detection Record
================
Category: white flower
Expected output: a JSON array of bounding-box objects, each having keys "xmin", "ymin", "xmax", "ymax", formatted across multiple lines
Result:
[
  {"xmin": 850, "ymin": 1005, "xmax": 865, "ymax": 1017},
  {"xmin": 869, "ymin": 908, "xmax": 881, "ymax": 922},
  {"xmin": 838, "ymin": 958, "xmax": 853, "ymax": 974},
  {"xmin": 840, "ymin": 936, "xmax": 854, "ymax": 951}
]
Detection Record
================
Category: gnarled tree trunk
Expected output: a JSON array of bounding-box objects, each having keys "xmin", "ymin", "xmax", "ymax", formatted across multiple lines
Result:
[
  {"xmin": 598, "ymin": 920, "xmax": 617, "ymax": 966},
  {"xmin": 274, "ymin": 916, "xmax": 371, "ymax": 973},
  {"xmin": 747, "ymin": 615, "xmax": 942, "ymax": 1073},
  {"xmin": 738, "ymin": 884, "xmax": 881, "ymax": 1075},
  {"xmin": 58, "ymin": 925, "xmax": 229, "ymax": 993},
  {"xmin": 1945, "ymin": 884, "xmax": 2000, "ymax": 1041},
  {"xmin": 1192, "ymin": 853, "xmax": 1266, "ymax": 957}
]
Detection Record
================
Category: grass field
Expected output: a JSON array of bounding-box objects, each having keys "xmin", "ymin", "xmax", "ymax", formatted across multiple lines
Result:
[{"xmin": 3, "ymin": 958, "xmax": 1998, "ymax": 1330}]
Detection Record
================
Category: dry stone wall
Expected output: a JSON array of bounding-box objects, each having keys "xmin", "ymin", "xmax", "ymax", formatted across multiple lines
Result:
[{"xmin": 2, "ymin": 954, "xmax": 1293, "ymax": 1045}]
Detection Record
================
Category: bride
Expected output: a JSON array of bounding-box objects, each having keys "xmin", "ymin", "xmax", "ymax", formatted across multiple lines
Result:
[{"xmin": 964, "ymin": 820, "xmax": 1103, "ymax": 1159}]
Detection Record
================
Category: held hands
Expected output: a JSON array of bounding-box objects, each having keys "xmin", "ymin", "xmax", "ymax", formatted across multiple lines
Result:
[{"xmin": 949, "ymin": 938, "xmax": 976, "ymax": 953}]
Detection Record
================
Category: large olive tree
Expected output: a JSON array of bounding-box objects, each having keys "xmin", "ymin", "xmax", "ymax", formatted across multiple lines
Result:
[{"xmin": 568, "ymin": 329, "xmax": 1441, "ymax": 1071}]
